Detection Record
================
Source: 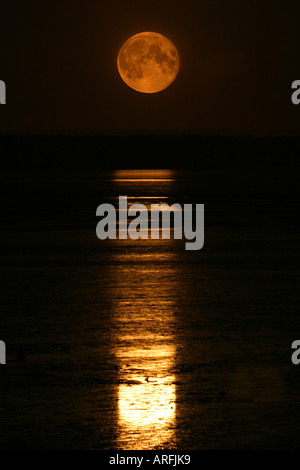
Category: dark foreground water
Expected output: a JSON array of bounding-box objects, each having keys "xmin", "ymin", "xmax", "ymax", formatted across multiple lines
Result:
[{"xmin": 0, "ymin": 169, "xmax": 300, "ymax": 449}]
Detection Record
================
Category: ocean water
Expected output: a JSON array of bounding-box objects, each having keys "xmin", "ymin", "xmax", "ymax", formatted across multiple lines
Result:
[{"xmin": 0, "ymin": 169, "xmax": 300, "ymax": 449}]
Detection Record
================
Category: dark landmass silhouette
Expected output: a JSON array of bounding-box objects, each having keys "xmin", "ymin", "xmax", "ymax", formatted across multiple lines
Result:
[
  {"xmin": 0, "ymin": 133, "xmax": 299, "ymax": 219},
  {"xmin": 0, "ymin": 134, "xmax": 300, "ymax": 170}
]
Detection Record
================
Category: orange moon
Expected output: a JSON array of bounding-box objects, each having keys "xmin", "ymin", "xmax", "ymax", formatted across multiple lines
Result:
[{"xmin": 117, "ymin": 32, "xmax": 180, "ymax": 94}]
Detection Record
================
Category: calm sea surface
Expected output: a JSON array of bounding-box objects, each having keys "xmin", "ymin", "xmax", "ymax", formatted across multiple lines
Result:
[{"xmin": 1, "ymin": 169, "xmax": 300, "ymax": 449}]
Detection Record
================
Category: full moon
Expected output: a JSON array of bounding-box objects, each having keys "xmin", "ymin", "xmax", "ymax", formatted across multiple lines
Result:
[{"xmin": 117, "ymin": 32, "xmax": 180, "ymax": 94}]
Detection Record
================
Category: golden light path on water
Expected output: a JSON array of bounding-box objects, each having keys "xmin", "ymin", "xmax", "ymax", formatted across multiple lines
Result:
[
  {"xmin": 108, "ymin": 170, "xmax": 179, "ymax": 449},
  {"xmin": 117, "ymin": 343, "xmax": 176, "ymax": 448},
  {"xmin": 110, "ymin": 253, "xmax": 178, "ymax": 450}
]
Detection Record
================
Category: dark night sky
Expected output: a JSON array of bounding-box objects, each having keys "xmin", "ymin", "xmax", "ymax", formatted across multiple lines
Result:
[{"xmin": 0, "ymin": 0, "xmax": 300, "ymax": 134}]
